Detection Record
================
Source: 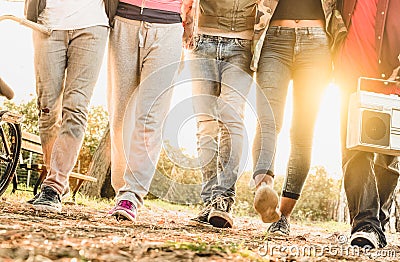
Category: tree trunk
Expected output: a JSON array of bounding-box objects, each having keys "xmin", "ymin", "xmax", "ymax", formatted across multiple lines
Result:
[{"xmin": 81, "ymin": 125, "xmax": 114, "ymax": 198}]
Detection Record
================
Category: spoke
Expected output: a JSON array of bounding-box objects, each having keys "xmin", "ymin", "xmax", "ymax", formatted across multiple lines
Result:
[
  {"xmin": 0, "ymin": 154, "xmax": 11, "ymax": 162},
  {"xmin": 0, "ymin": 123, "xmax": 12, "ymax": 156}
]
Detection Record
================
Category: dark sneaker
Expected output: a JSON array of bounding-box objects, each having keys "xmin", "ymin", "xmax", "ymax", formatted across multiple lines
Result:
[
  {"xmin": 208, "ymin": 196, "xmax": 234, "ymax": 228},
  {"xmin": 26, "ymin": 193, "xmax": 40, "ymax": 204},
  {"xmin": 254, "ymin": 182, "xmax": 281, "ymax": 223},
  {"xmin": 350, "ymin": 225, "xmax": 386, "ymax": 249},
  {"xmin": 32, "ymin": 186, "xmax": 62, "ymax": 213},
  {"xmin": 190, "ymin": 201, "xmax": 212, "ymax": 225},
  {"xmin": 267, "ymin": 214, "xmax": 290, "ymax": 236},
  {"xmin": 27, "ymin": 191, "xmax": 70, "ymax": 205},
  {"xmin": 109, "ymin": 200, "xmax": 137, "ymax": 222}
]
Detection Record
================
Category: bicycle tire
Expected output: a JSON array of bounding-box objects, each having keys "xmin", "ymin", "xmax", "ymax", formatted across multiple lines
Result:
[{"xmin": 0, "ymin": 118, "xmax": 21, "ymax": 196}]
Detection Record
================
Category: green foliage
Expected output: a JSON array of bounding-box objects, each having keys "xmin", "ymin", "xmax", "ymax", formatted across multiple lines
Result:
[
  {"xmin": 156, "ymin": 142, "xmax": 202, "ymax": 185},
  {"xmin": 233, "ymin": 171, "xmax": 257, "ymax": 217},
  {"xmin": 78, "ymin": 105, "xmax": 108, "ymax": 174},
  {"xmin": 1, "ymin": 97, "xmax": 109, "ymax": 174},
  {"xmin": 2, "ymin": 96, "xmax": 39, "ymax": 134},
  {"xmin": 148, "ymin": 142, "xmax": 203, "ymax": 203},
  {"xmin": 227, "ymin": 166, "xmax": 341, "ymax": 221},
  {"xmin": 291, "ymin": 166, "xmax": 341, "ymax": 221}
]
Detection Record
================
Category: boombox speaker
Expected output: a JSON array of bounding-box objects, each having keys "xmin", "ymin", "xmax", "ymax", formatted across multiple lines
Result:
[{"xmin": 346, "ymin": 77, "xmax": 400, "ymax": 156}]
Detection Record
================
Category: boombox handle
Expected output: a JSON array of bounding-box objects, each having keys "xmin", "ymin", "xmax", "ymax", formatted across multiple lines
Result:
[{"xmin": 357, "ymin": 76, "xmax": 399, "ymax": 92}]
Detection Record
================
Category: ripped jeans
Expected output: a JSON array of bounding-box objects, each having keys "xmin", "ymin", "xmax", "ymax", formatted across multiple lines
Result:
[{"xmin": 33, "ymin": 26, "xmax": 108, "ymax": 195}]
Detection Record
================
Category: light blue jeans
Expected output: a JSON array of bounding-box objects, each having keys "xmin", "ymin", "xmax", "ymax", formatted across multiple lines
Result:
[
  {"xmin": 33, "ymin": 26, "xmax": 109, "ymax": 195},
  {"xmin": 189, "ymin": 34, "xmax": 253, "ymax": 203},
  {"xmin": 254, "ymin": 26, "xmax": 332, "ymax": 200},
  {"xmin": 108, "ymin": 17, "xmax": 183, "ymax": 208}
]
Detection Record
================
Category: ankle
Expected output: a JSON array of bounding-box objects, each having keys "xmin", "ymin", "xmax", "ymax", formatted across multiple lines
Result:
[
  {"xmin": 255, "ymin": 173, "xmax": 274, "ymax": 189},
  {"xmin": 282, "ymin": 214, "xmax": 290, "ymax": 223}
]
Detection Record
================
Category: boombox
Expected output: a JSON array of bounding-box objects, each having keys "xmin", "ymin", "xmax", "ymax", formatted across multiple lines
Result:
[{"xmin": 346, "ymin": 77, "xmax": 400, "ymax": 156}]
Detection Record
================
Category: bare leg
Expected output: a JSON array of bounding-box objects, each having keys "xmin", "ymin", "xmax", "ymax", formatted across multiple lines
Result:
[{"xmin": 279, "ymin": 197, "xmax": 297, "ymax": 223}]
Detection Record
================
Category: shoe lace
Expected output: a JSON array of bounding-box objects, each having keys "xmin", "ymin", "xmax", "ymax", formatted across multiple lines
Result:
[
  {"xmin": 198, "ymin": 202, "xmax": 212, "ymax": 216},
  {"xmin": 118, "ymin": 200, "xmax": 134, "ymax": 210},
  {"xmin": 274, "ymin": 215, "xmax": 288, "ymax": 231},
  {"xmin": 42, "ymin": 186, "xmax": 60, "ymax": 200},
  {"xmin": 211, "ymin": 196, "xmax": 232, "ymax": 212}
]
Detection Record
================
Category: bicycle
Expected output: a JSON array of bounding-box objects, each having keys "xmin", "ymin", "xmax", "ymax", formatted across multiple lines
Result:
[{"xmin": 0, "ymin": 15, "xmax": 51, "ymax": 196}]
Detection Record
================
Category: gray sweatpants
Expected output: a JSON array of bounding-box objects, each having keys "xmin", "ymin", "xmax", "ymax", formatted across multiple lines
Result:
[{"xmin": 107, "ymin": 16, "xmax": 183, "ymax": 208}]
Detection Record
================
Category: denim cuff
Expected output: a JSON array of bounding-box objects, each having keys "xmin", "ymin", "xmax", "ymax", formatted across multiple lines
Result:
[
  {"xmin": 282, "ymin": 190, "xmax": 300, "ymax": 200},
  {"xmin": 252, "ymin": 169, "xmax": 274, "ymax": 179},
  {"xmin": 249, "ymin": 170, "xmax": 274, "ymax": 189}
]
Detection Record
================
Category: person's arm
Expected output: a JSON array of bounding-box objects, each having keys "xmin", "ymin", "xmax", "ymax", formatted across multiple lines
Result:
[{"xmin": 181, "ymin": 0, "xmax": 196, "ymax": 49}]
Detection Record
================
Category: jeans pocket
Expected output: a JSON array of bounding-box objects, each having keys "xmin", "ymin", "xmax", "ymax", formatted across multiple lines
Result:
[
  {"xmin": 309, "ymin": 33, "xmax": 329, "ymax": 47},
  {"xmin": 234, "ymin": 38, "xmax": 251, "ymax": 49}
]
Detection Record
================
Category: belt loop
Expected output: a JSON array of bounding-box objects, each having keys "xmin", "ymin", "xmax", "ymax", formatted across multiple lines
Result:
[
  {"xmin": 275, "ymin": 26, "xmax": 281, "ymax": 36},
  {"xmin": 138, "ymin": 21, "xmax": 145, "ymax": 48},
  {"xmin": 307, "ymin": 27, "xmax": 310, "ymax": 35},
  {"xmin": 144, "ymin": 21, "xmax": 152, "ymax": 29}
]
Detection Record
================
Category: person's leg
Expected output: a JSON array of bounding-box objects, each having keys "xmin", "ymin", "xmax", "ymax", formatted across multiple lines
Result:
[
  {"xmin": 30, "ymin": 30, "xmax": 66, "ymax": 211},
  {"xmin": 33, "ymin": 30, "xmax": 66, "ymax": 176},
  {"xmin": 253, "ymin": 27, "xmax": 292, "ymax": 223},
  {"xmin": 207, "ymin": 37, "xmax": 254, "ymax": 228},
  {"xmin": 279, "ymin": 27, "xmax": 331, "ymax": 222},
  {"xmin": 189, "ymin": 42, "xmax": 220, "ymax": 203},
  {"xmin": 115, "ymin": 22, "xmax": 183, "ymax": 214},
  {"xmin": 107, "ymin": 17, "xmax": 142, "ymax": 193},
  {"xmin": 187, "ymin": 36, "xmax": 220, "ymax": 224},
  {"xmin": 210, "ymin": 38, "xmax": 253, "ymax": 198},
  {"xmin": 34, "ymin": 26, "xmax": 108, "ymax": 212},
  {"xmin": 339, "ymin": 81, "xmax": 387, "ymax": 248},
  {"xmin": 41, "ymin": 26, "xmax": 108, "ymax": 195},
  {"xmin": 374, "ymin": 154, "xmax": 400, "ymax": 231}
]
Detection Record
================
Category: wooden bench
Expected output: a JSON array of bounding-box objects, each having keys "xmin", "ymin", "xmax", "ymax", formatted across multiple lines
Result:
[{"xmin": 17, "ymin": 131, "xmax": 97, "ymax": 201}]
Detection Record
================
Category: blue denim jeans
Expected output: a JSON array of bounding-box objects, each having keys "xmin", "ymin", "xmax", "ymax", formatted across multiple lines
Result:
[
  {"xmin": 254, "ymin": 26, "xmax": 332, "ymax": 200},
  {"xmin": 188, "ymin": 34, "xmax": 253, "ymax": 203},
  {"xmin": 33, "ymin": 26, "xmax": 108, "ymax": 195}
]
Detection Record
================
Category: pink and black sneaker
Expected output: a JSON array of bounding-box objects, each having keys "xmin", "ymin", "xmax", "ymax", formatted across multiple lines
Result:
[{"xmin": 109, "ymin": 200, "xmax": 137, "ymax": 222}]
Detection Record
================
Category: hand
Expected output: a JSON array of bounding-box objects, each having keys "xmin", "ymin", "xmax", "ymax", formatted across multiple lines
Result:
[
  {"xmin": 181, "ymin": 0, "xmax": 193, "ymax": 23},
  {"xmin": 182, "ymin": 14, "xmax": 195, "ymax": 50},
  {"xmin": 181, "ymin": 0, "xmax": 195, "ymax": 50},
  {"xmin": 389, "ymin": 66, "xmax": 400, "ymax": 81},
  {"xmin": 389, "ymin": 54, "xmax": 400, "ymax": 81}
]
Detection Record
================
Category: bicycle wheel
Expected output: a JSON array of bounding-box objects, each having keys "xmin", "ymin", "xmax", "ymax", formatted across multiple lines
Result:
[{"xmin": 0, "ymin": 115, "xmax": 21, "ymax": 196}]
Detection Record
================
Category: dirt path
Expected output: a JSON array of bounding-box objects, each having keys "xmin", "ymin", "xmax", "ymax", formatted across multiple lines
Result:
[{"xmin": 0, "ymin": 194, "xmax": 399, "ymax": 262}]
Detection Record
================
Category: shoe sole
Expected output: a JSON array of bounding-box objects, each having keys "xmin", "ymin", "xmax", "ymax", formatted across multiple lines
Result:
[
  {"xmin": 188, "ymin": 219, "xmax": 212, "ymax": 227},
  {"xmin": 208, "ymin": 210, "xmax": 233, "ymax": 228},
  {"xmin": 32, "ymin": 204, "xmax": 61, "ymax": 213},
  {"xmin": 268, "ymin": 229, "xmax": 289, "ymax": 237},
  {"xmin": 111, "ymin": 210, "xmax": 136, "ymax": 222},
  {"xmin": 254, "ymin": 183, "xmax": 281, "ymax": 223},
  {"xmin": 350, "ymin": 237, "xmax": 375, "ymax": 249},
  {"xmin": 350, "ymin": 232, "xmax": 379, "ymax": 249}
]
